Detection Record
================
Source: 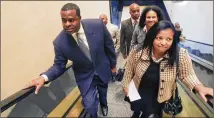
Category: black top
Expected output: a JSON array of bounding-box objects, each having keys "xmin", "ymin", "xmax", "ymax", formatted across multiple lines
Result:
[{"xmin": 130, "ymin": 59, "xmax": 163, "ymax": 117}]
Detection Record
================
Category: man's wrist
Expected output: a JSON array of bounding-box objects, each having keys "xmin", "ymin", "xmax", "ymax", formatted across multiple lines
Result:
[{"xmin": 41, "ymin": 75, "xmax": 49, "ymax": 82}]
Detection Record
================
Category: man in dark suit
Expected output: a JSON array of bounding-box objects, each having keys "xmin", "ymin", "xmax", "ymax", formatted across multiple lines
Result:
[
  {"xmin": 25, "ymin": 3, "xmax": 116, "ymax": 118},
  {"xmin": 120, "ymin": 3, "xmax": 140, "ymax": 59}
]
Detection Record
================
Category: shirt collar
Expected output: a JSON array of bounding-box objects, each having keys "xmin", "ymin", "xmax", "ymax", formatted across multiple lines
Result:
[
  {"xmin": 143, "ymin": 26, "xmax": 147, "ymax": 33},
  {"xmin": 72, "ymin": 23, "xmax": 83, "ymax": 40},
  {"xmin": 141, "ymin": 48, "xmax": 169, "ymax": 63},
  {"xmin": 131, "ymin": 18, "xmax": 139, "ymax": 24},
  {"xmin": 78, "ymin": 23, "xmax": 84, "ymax": 34}
]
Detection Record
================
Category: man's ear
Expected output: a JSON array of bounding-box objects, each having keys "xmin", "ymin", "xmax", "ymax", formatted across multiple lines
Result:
[{"xmin": 79, "ymin": 16, "xmax": 82, "ymax": 20}]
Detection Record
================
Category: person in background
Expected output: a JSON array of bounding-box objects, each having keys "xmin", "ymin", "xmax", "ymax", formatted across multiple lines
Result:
[
  {"xmin": 175, "ymin": 22, "xmax": 185, "ymax": 42},
  {"xmin": 99, "ymin": 14, "xmax": 120, "ymax": 55},
  {"xmin": 130, "ymin": 5, "xmax": 165, "ymax": 50},
  {"xmin": 122, "ymin": 21, "xmax": 213, "ymax": 118},
  {"xmin": 120, "ymin": 3, "xmax": 140, "ymax": 59},
  {"xmin": 25, "ymin": 3, "xmax": 117, "ymax": 118},
  {"xmin": 99, "ymin": 14, "xmax": 120, "ymax": 82}
]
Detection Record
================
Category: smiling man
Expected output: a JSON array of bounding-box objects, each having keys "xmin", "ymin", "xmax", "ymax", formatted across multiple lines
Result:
[{"xmin": 25, "ymin": 3, "xmax": 116, "ymax": 118}]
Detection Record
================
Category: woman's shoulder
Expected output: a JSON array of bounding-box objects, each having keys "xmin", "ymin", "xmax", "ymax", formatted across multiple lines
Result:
[
  {"xmin": 129, "ymin": 48, "xmax": 143, "ymax": 57},
  {"xmin": 135, "ymin": 25, "xmax": 145, "ymax": 31},
  {"xmin": 179, "ymin": 47, "xmax": 188, "ymax": 54},
  {"xmin": 129, "ymin": 47, "xmax": 148, "ymax": 60},
  {"xmin": 178, "ymin": 47, "xmax": 190, "ymax": 59}
]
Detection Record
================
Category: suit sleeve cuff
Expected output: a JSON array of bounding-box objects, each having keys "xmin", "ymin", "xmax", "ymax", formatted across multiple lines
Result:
[{"xmin": 41, "ymin": 74, "xmax": 49, "ymax": 82}]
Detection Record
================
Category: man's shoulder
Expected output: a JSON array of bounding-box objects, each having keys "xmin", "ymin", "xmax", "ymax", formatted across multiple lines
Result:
[
  {"xmin": 81, "ymin": 19, "xmax": 104, "ymax": 30},
  {"xmin": 53, "ymin": 30, "xmax": 67, "ymax": 44},
  {"xmin": 81, "ymin": 18, "xmax": 102, "ymax": 24},
  {"xmin": 121, "ymin": 18, "xmax": 131, "ymax": 25},
  {"xmin": 108, "ymin": 23, "xmax": 118, "ymax": 29}
]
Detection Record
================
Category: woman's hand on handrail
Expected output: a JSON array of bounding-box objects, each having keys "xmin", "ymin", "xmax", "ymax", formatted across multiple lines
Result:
[
  {"xmin": 194, "ymin": 84, "xmax": 213, "ymax": 102},
  {"xmin": 24, "ymin": 76, "xmax": 46, "ymax": 94}
]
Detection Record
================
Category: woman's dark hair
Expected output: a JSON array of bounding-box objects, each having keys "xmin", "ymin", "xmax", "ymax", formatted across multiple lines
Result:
[
  {"xmin": 142, "ymin": 20, "xmax": 178, "ymax": 66},
  {"xmin": 139, "ymin": 5, "xmax": 165, "ymax": 28}
]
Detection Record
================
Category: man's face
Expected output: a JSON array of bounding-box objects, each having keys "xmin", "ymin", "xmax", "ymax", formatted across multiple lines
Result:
[
  {"xmin": 60, "ymin": 9, "xmax": 81, "ymax": 34},
  {"xmin": 175, "ymin": 23, "xmax": 180, "ymax": 28},
  {"xmin": 99, "ymin": 15, "xmax": 108, "ymax": 25},
  {"xmin": 129, "ymin": 5, "xmax": 140, "ymax": 20}
]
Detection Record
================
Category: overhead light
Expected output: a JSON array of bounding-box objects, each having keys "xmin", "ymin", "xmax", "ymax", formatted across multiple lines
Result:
[
  {"xmin": 179, "ymin": 1, "xmax": 189, "ymax": 6},
  {"xmin": 172, "ymin": 0, "xmax": 184, "ymax": 3},
  {"xmin": 172, "ymin": 1, "xmax": 188, "ymax": 6}
]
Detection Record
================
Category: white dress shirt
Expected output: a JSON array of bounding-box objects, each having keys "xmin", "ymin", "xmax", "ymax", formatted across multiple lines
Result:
[
  {"xmin": 72, "ymin": 23, "xmax": 89, "ymax": 49},
  {"xmin": 131, "ymin": 18, "xmax": 139, "ymax": 28}
]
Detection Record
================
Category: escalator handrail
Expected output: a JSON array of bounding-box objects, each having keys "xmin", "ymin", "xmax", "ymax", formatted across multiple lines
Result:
[
  {"xmin": 0, "ymin": 64, "xmax": 73, "ymax": 113},
  {"xmin": 177, "ymin": 80, "xmax": 214, "ymax": 117},
  {"xmin": 0, "ymin": 86, "xmax": 36, "ymax": 112},
  {"xmin": 193, "ymin": 89, "xmax": 214, "ymax": 109},
  {"xmin": 185, "ymin": 39, "xmax": 213, "ymax": 47},
  {"xmin": 189, "ymin": 53, "xmax": 213, "ymax": 71}
]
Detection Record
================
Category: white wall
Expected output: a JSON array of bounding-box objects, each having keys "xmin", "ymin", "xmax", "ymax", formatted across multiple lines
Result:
[
  {"xmin": 164, "ymin": 1, "xmax": 213, "ymax": 46},
  {"xmin": 1, "ymin": 1, "xmax": 110, "ymax": 100}
]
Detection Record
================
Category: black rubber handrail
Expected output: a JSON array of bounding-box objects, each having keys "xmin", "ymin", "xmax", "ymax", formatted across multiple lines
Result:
[
  {"xmin": 185, "ymin": 39, "xmax": 213, "ymax": 47},
  {"xmin": 0, "ymin": 86, "xmax": 35, "ymax": 112},
  {"xmin": 0, "ymin": 65, "xmax": 72, "ymax": 113},
  {"xmin": 177, "ymin": 80, "xmax": 214, "ymax": 117},
  {"xmin": 189, "ymin": 53, "xmax": 213, "ymax": 71}
]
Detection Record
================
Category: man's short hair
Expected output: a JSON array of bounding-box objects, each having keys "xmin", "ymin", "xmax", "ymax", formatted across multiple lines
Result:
[{"xmin": 61, "ymin": 3, "xmax": 81, "ymax": 17}]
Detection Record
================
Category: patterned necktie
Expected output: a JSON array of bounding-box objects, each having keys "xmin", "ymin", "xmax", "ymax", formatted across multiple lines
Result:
[
  {"xmin": 133, "ymin": 20, "xmax": 138, "ymax": 29},
  {"xmin": 76, "ymin": 33, "xmax": 92, "ymax": 61}
]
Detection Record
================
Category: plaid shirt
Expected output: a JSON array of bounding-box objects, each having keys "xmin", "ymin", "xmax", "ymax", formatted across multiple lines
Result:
[{"xmin": 121, "ymin": 47, "xmax": 202, "ymax": 103}]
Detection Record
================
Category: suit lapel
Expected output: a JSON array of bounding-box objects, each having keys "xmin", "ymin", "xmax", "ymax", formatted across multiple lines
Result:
[
  {"xmin": 81, "ymin": 21, "xmax": 96, "ymax": 62},
  {"xmin": 127, "ymin": 18, "xmax": 134, "ymax": 33},
  {"xmin": 66, "ymin": 33, "xmax": 91, "ymax": 63}
]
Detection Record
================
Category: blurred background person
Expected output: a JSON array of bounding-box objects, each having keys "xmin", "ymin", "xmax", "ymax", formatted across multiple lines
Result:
[
  {"xmin": 130, "ymin": 5, "xmax": 165, "ymax": 50},
  {"xmin": 99, "ymin": 14, "xmax": 120, "ymax": 55},
  {"xmin": 175, "ymin": 22, "xmax": 185, "ymax": 42},
  {"xmin": 99, "ymin": 14, "xmax": 120, "ymax": 82},
  {"xmin": 120, "ymin": 3, "xmax": 140, "ymax": 59}
]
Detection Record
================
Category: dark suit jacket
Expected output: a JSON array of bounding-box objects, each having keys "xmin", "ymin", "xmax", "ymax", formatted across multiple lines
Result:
[
  {"xmin": 120, "ymin": 18, "xmax": 135, "ymax": 56},
  {"xmin": 42, "ymin": 19, "xmax": 116, "ymax": 96},
  {"xmin": 130, "ymin": 25, "xmax": 146, "ymax": 50}
]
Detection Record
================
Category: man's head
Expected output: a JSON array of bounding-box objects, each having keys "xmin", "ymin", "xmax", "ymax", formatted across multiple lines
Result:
[
  {"xmin": 129, "ymin": 3, "xmax": 140, "ymax": 20},
  {"xmin": 60, "ymin": 3, "xmax": 81, "ymax": 34},
  {"xmin": 99, "ymin": 14, "xmax": 108, "ymax": 25},
  {"xmin": 175, "ymin": 22, "xmax": 180, "ymax": 29}
]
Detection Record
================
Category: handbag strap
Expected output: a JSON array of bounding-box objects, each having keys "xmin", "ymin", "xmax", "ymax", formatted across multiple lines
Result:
[{"xmin": 173, "ymin": 46, "xmax": 180, "ymax": 99}]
